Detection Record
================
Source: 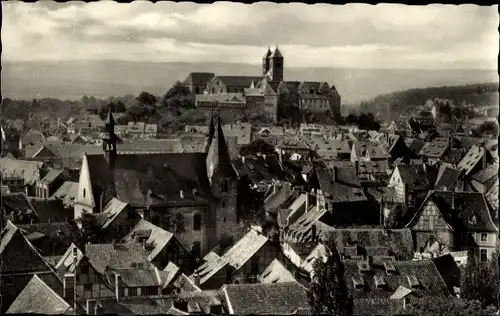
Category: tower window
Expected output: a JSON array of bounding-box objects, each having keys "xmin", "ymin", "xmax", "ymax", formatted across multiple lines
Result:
[
  {"xmin": 221, "ymin": 180, "xmax": 228, "ymax": 193},
  {"xmin": 193, "ymin": 214, "xmax": 202, "ymax": 231},
  {"xmin": 83, "ymin": 188, "xmax": 86, "ymax": 198},
  {"xmin": 195, "ymin": 87, "xmax": 200, "ymax": 94}
]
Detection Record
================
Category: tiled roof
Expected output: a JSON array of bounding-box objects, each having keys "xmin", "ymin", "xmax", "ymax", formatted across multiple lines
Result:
[
  {"xmin": 316, "ymin": 166, "xmax": 367, "ymax": 203},
  {"xmin": 441, "ymin": 148, "xmax": 464, "ymax": 165},
  {"xmin": 106, "ymin": 267, "xmax": 166, "ymax": 287},
  {"xmin": 117, "ymin": 139, "xmax": 186, "ymax": 154},
  {"xmin": 343, "ymin": 258, "xmax": 450, "ymax": 301},
  {"xmin": 6, "ymin": 274, "xmax": 72, "ymax": 314},
  {"xmin": 17, "ymin": 221, "xmax": 80, "ymax": 256},
  {"xmin": 28, "ymin": 198, "xmax": 71, "ymax": 223},
  {"xmin": 0, "ymin": 221, "xmax": 52, "ymax": 273},
  {"xmin": 276, "ymin": 137, "xmax": 310, "ymax": 150},
  {"xmin": 321, "ymin": 228, "xmax": 414, "ymax": 260},
  {"xmin": 284, "ymin": 206, "xmax": 328, "ymax": 243},
  {"xmin": 233, "ymin": 155, "xmax": 298, "ymax": 185},
  {"xmin": 97, "ymin": 198, "xmax": 129, "ymax": 229},
  {"xmin": 434, "ymin": 166, "xmax": 462, "ymax": 190},
  {"xmin": 193, "ymin": 229, "xmax": 269, "ymax": 285},
  {"xmin": 407, "ymin": 191, "xmax": 498, "ymax": 232},
  {"xmin": 471, "ymin": 163, "xmax": 498, "ymax": 184},
  {"xmin": 40, "ymin": 168, "xmax": 64, "ymax": 184},
  {"xmin": 300, "ymin": 243, "xmax": 328, "ymax": 274},
  {"xmin": 404, "ymin": 138, "xmax": 426, "ymax": 155},
  {"xmin": 258, "ymin": 259, "xmax": 297, "ymax": 284},
  {"xmin": 50, "ymin": 181, "xmax": 79, "ymax": 207},
  {"xmin": 484, "ymin": 178, "xmax": 499, "ymax": 210},
  {"xmin": 171, "ymin": 273, "xmax": 202, "ymax": 293},
  {"xmin": 395, "ymin": 164, "xmax": 430, "ymax": 189},
  {"xmin": 163, "ymin": 262, "xmax": 181, "ymax": 287},
  {"xmin": 84, "ymin": 243, "xmax": 154, "ymax": 275},
  {"xmin": 222, "ymin": 282, "xmax": 310, "ymax": 315},
  {"xmin": 0, "ymin": 157, "xmax": 43, "ymax": 185},
  {"xmin": 210, "ymin": 76, "xmax": 264, "ymax": 87},
  {"xmin": 184, "ymin": 72, "xmax": 215, "ymax": 85},
  {"xmin": 196, "ymin": 93, "xmax": 246, "ymax": 103},
  {"xmin": 121, "ymin": 219, "xmax": 175, "ymax": 262},
  {"xmin": 2, "ymin": 192, "xmax": 37, "ymax": 222},
  {"xmin": 457, "ymin": 145, "xmax": 486, "ymax": 175},
  {"xmin": 419, "ymin": 139, "xmax": 449, "ymax": 158},
  {"xmin": 55, "ymin": 243, "xmax": 84, "ymax": 274}
]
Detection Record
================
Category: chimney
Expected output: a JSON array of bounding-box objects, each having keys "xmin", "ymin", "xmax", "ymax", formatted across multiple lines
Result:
[
  {"xmin": 142, "ymin": 238, "xmax": 147, "ymax": 250},
  {"xmin": 87, "ymin": 299, "xmax": 97, "ymax": 315},
  {"xmin": 242, "ymin": 156, "xmax": 246, "ymax": 164},
  {"xmin": 114, "ymin": 273, "xmax": 121, "ymax": 301},
  {"xmin": 63, "ymin": 273, "xmax": 74, "ymax": 299},
  {"xmin": 194, "ymin": 272, "xmax": 201, "ymax": 287},
  {"xmin": 354, "ymin": 161, "xmax": 359, "ymax": 175},
  {"xmin": 180, "ymin": 190, "xmax": 184, "ymax": 199},
  {"xmin": 451, "ymin": 192, "xmax": 455, "ymax": 211},
  {"xmin": 30, "ymin": 218, "xmax": 34, "ymax": 224}
]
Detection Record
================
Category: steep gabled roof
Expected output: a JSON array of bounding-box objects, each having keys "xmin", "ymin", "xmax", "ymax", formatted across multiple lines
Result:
[
  {"xmin": 206, "ymin": 117, "xmax": 238, "ymax": 181},
  {"xmin": 457, "ymin": 145, "xmax": 486, "ymax": 175},
  {"xmin": 184, "ymin": 72, "xmax": 216, "ymax": 86},
  {"xmin": 0, "ymin": 157, "xmax": 43, "ymax": 185},
  {"xmin": 6, "ymin": 274, "xmax": 72, "ymax": 314},
  {"xmin": 258, "ymin": 259, "xmax": 296, "ymax": 284},
  {"xmin": 269, "ymin": 46, "xmax": 283, "ymax": 59},
  {"xmin": 434, "ymin": 166, "xmax": 462, "ymax": 190}
]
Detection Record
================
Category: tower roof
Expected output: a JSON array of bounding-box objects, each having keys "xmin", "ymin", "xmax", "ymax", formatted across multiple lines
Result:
[
  {"xmin": 206, "ymin": 116, "xmax": 237, "ymax": 181},
  {"xmin": 262, "ymin": 46, "xmax": 272, "ymax": 59},
  {"xmin": 270, "ymin": 45, "xmax": 283, "ymax": 58},
  {"xmin": 105, "ymin": 109, "xmax": 116, "ymax": 125}
]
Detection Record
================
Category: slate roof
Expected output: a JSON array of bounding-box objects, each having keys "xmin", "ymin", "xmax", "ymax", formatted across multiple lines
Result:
[
  {"xmin": 84, "ymin": 243, "xmax": 154, "ymax": 275},
  {"xmin": 2, "ymin": 192, "xmax": 37, "ymax": 222},
  {"xmin": 184, "ymin": 72, "xmax": 216, "ymax": 86},
  {"xmin": 121, "ymin": 219, "xmax": 175, "ymax": 262},
  {"xmin": 206, "ymin": 117, "xmax": 238, "ymax": 181},
  {"xmin": 0, "ymin": 157, "xmax": 43, "ymax": 185},
  {"xmin": 28, "ymin": 198, "xmax": 71, "ymax": 223},
  {"xmin": 50, "ymin": 181, "xmax": 79, "ymax": 207},
  {"xmin": 232, "ymin": 155, "xmax": 301, "ymax": 185},
  {"xmin": 117, "ymin": 139, "xmax": 186, "ymax": 154},
  {"xmin": 434, "ymin": 166, "xmax": 463, "ymax": 190},
  {"xmin": 432, "ymin": 253, "xmax": 461, "ymax": 294},
  {"xmin": 97, "ymin": 198, "xmax": 129, "ymax": 229},
  {"xmin": 86, "ymin": 152, "xmax": 214, "ymax": 207},
  {"xmin": 471, "ymin": 163, "xmax": 498, "ymax": 184},
  {"xmin": 457, "ymin": 145, "xmax": 486, "ymax": 175},
  {"xmin": 407, "ymin": 191, "xmax": 498, "ymax": 232},
  {"xmin": 6, "ymin": 274, "xmax": 72, "ymax": 314},
  {"xmin": 404, "ymin": 138, "xmax": 426, "ymax": 155},
  {"xmin": 222, "ymin": 282, "xmax": 310, "ymax": 315},
  {"xmin": 40, "ymin": 168, "xmax": 64, "ymax": 185},
  {"xmin": 344, "ymin": 258, "xmax": 450, "ymax": 302},
  {"xmin": 258, "ymin": 259, "xmax": 297, "ymax": 284}
]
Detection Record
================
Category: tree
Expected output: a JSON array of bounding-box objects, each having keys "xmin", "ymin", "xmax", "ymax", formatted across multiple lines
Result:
[
  {"xmin": 75, "ymin": 210, "xmax": 102, "ymax": 244},
  {"xmin": 137, "ymin": 91, "xmax": 157, "ymax": 107},
  {"xmin": 461, "ymin": 250, "xmax": 499, "ymax": 308},
  {"xmin": 396, "ymin": 297, "xmax": 497, "ymax": 316},
  {"xmin": 163, "ymin": 81, "xmax": 194, "ymax": 109},
  {"xmin": 309, "ymin": 237, "xmax": 353, "ymax": 315},
  {"xmin": 384, "ymin": 204, "xmax": 406, "ymax": 228},
  {"xmin": 115, "ymin": 101, "xmax": 127, "ymax": 113},
  {"xmin": 474, "ymin": 121, "xmax": 499, "ymax": 137}
]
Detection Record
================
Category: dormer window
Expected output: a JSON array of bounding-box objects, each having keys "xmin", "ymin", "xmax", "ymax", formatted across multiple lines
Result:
[
  {"xmin": 352, "ymin": 276, "xmax": 364, "ymax": 290},
  {"xmin": 407, "ymin": 275, "xmax": 420, "ymax": 289},
  {"xmin": 383, "ymin": 262, "xmax": 396, "ymax": 275},
  {"xmin": 374, "ymin": 275, "xmax": 386, "ymax": 288},
  {"xmin": 221, "ymin": 180, "xmax": 228, "ymax": 193},
  {"xmin": 357, "ymin": 261, "xmax": 370, "ymax": 273},
  {"xmin": 468, "ymin": 215, "xmax": 477, "ymax": 225}
]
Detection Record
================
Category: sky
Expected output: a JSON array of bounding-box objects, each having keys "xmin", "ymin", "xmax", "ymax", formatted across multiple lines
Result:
[{"xmin": 2, "ymin": 1, "xmax": 498, "ymax": 69}]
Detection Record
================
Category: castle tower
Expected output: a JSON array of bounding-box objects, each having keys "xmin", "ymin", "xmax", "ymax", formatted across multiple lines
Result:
[
  {"xmin": 206, "ymin": 116, "xmax": 239, "ymax": 247},
  {"xmin": 262, "ymin": 46, "xmax": 272, "ymax": 76},
  {"xmin": 103, "ymin": 109, "xmax": 117, "ymax": 169},
  {"xmin": 268, "ymin": 45, "xmax": 284, "ymax": 82}
]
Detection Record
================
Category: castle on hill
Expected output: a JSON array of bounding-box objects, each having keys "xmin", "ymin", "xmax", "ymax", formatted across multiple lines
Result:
[{"xmin": 184, "ymin": 46, "xmax": 341, "ymax": 124}]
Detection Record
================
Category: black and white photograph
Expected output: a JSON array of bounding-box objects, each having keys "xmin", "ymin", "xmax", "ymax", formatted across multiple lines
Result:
[{"xmin": 0, "ymin": 1, "xmax": 499, "ymax": 315}]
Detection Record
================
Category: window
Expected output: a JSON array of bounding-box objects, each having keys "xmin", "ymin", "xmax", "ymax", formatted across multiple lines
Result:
[
  {"xmin": 83, "ymin": 283, "xmax": 93, "ymax": 292},
  {"xmin": 142, "ymin": 287, "xmax": 158, "ymax": 296},
  {"xmin": 192, "ymin": 242, "xmax": 201, "ymax": 258},
  {"xmin": 83, "ymin": 188, "xmax": 86, "ymax": 198},
  {"xmin": 195, "ymin": 87, "xmax": 199, "ymax": 94},
  {"xmin": 6, "ymin": 277, "xmax": 14, "ymax": 286},
  {"xmin": 128, "ymin": 288, "xmax": 138, "ymax": 297},
  {"xmin": 193, "ymin": 214, "xmax": 202, "ymax": 231},
  {"xmin": 481, "ymin": 233, "xmax": 488, "ymax": 242},
  {"xmin": 480, "ymin": 249, "xmax": 488, "ymax": 262},
  {"xmin": 221, "ymin": 180, "xmax": 228, "ymax": 193}
]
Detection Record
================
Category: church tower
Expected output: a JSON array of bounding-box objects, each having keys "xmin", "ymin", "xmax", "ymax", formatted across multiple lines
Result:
[
  {"xmin": 206, "ymin": 115, "xmax": 239, "ymax": 247},
  {"xmin": 268, "ymin": 45, "xmax": 284, "ymax": 82},
  {"xmin": 203, "ymin": 111, "xmax": 216, "ymax": 154},
  {"xmin": 262, "ymin": 46, "xmax": 272, "ymax": 76},
  {"xmin": 103, "ymin": 109, "xmax": 117, "ymax": 169}
]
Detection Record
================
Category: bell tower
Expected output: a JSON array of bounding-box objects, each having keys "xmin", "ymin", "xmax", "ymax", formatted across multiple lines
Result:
[
  {"xmin": 103, "ymin": 109, "xmax": 117, "ymax": 169},
  {"xmin": 268, "ymin": 45, "xmax": 284, "ymax": 82},
  {"xmin": 262, "ymin": 46, "xmax": 272, "ymax": 76}
]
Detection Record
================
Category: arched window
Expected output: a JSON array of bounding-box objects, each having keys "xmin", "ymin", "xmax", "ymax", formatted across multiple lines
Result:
[
  {"xmin": 221, "ymin": 180, "xmax": 228, "ymax": 193},
  {"xmin": 193, "ymin": 214, "xmax": 202, "ymax": 231}
]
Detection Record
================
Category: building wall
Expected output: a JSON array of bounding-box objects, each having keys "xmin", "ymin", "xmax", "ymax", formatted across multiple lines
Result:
[
  {"xmin": 299, "ymin": 98, "xmax": 331, "ymax": 113},
  {"xmin": 212, "ymin": 177, "xmax": 239, "ymax": 249},
  {"xmin": 71, "ymin": 261, "xmax": 114, "ymax": 300},
  {"xmin": 388, "ymin": 168, "xmax": 406, "ymax": 204},
  {"xmin": 206, "ymin": 79, "xmax": 228, "ymax": 94},
  {"xmin": 147, "ymin": 204, "xmax": 214, "ymax": 258}
]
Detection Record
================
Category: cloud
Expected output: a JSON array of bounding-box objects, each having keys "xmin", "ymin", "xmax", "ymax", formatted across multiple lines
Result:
[{"xmin": 2, "ymin": 1, "xmax": 498, "ymax": 69}]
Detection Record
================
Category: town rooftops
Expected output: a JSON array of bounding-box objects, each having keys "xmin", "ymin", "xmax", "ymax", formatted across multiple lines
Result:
[
  {"xmin": 221, "ymin": 282, "xmax": 310, "ymax": 315},
  {"xmin": 419, "ymin": 138, "xmax": 449, "ymax": 158},
  {"xmin": 434, "ymin": 166, "xmax": 463, "ymax": 191},
  {"xmin": 50, "ymin": 181, "xmax": 79, "ymax": 207},
  {"xmin": 258, "ymin": 259, "xmax": 297, "ymax": 284},
  {"xmin": 0, "ymin": 157, "xmax": 43, "ymax": 185}
]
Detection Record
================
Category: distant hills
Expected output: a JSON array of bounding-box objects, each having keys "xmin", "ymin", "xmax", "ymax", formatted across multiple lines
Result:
[
  {"xmin": 2, "ymin": 60, "xmax": 498, "ymax": 105},
  {"xmin": 359, "ymin": 82, "xmax": 499, "ymax": 121}
]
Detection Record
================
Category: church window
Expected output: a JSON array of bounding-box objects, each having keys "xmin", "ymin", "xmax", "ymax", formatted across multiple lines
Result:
[
  {"xmin": 221, "ymin": 180, "xmax": 228, "ymax": 193},
  {"xmin": 193, "ymin": 214, "xmax": 202, "ymax": 231}
]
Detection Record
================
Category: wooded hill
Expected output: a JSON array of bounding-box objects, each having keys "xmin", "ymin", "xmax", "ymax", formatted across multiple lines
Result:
[{"xmin": 359, "ymin": 82, "xmax": 499, "ymax": 121}]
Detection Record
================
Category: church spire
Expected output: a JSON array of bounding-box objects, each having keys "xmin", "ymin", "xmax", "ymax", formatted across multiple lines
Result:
[
  {"xmin": 203, "ymin": 110, "xmax": 216, "ymax": 153},
  {"xmin": 103, "ymin": 109, "xmax": 117, "ymax": 168},
  {"xmin": 262, "ymin": 46, "xmax": 272, "ymax": 76},
  {"xmin": 206, "ymin": 115, "xmax": 237, "ymax": 184}
]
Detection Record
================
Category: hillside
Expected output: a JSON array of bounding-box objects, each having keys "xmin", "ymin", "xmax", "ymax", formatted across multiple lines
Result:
[
  {"xmin": 359, "ymin": 83, "xmax": 499, "ymax": 121},
  {"xmin": 2, "ymin": 60, "xmax": 498, "ymax": 105}
]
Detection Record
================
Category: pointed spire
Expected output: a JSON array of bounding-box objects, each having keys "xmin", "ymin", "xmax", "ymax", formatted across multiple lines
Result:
[
  {"xmin": 262, "ymin": 46, "xmax": 272, "ymax": 59},
  {"xmin": 270, "ymin": 45, "xmax": 283, "ymax": 58},
  {"xmin": 206, "ymin": 115, "xmax": 237, "ymax": 182},
  {"xmin": 207, "ymin": 110, "xmax": 216, "ymax": 138},
  {"xmin": 105, "ymin": 108, "xmax": 116, "ymax": 126}
]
